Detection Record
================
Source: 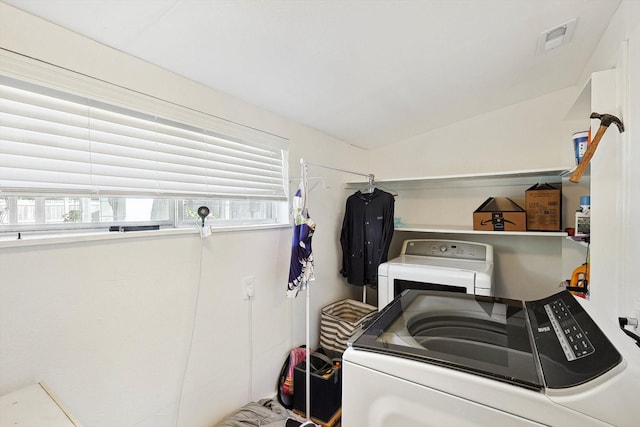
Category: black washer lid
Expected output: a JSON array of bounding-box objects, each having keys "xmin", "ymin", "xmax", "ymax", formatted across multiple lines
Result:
[{"xmin": 352, "ymin": 290, "xmax": 543, "ymax": 390}]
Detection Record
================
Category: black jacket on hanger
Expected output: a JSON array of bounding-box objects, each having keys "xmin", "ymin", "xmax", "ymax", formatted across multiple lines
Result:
[{"xmin": 340, "ymin": 188, "xmax": 395, "ymax": 287}]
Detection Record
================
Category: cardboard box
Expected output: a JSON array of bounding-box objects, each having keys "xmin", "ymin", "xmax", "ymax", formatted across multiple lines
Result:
[
  {"xmin": 525, "ymin": 183, "xmax": 562, "ymax": 231},
  {"xmin": 473, "ymin": 197, "xmax": 526, "ymax": 231}
]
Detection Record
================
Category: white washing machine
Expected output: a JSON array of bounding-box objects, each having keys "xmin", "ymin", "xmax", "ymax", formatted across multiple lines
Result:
[
  {"xmin": 343, "ymin": 289, "xmax": 640, "ymax": 427},
  {"xmin": 378, "ymin": 239, "xmax": 493, "ymax": 309}
]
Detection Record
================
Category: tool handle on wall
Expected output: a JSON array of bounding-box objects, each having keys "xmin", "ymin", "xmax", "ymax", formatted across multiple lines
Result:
[{"xmin": 569, "ymin": 125, "xmax": 607, "ymax": 183}]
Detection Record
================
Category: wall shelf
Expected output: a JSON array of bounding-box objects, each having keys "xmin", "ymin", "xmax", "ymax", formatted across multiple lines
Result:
[
  {"xmin": 395, "ymin": 224, "xmax": 567, "ymax": 237},
  {"xmin": 345, "ymin": 167, "xmax": 575, "ymax": 238},
  {"xmin": 346, "ymin": 167, "xmax": 574, "ymax": 191}
]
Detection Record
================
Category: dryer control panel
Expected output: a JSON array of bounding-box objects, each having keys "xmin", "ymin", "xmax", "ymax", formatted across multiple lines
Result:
[{"xmin": 401, "ymin": 239, "xmax": 490, "ymax": 261}]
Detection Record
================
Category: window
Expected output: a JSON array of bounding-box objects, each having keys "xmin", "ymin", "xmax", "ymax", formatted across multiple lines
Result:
[
  {"xmin": 0, "ymin": 196, "xmax": 282, "ymax": 231},
  {"xmin": 178, "ymin": 199, "xmax": 280, "ymax": 227},
  {"xmin": 0, "ymin": 71, "xmax": 288, "ymax": 234},
  {"xmin": 0, "ymin": 195, "xmax": 174, "ymax": 231}
]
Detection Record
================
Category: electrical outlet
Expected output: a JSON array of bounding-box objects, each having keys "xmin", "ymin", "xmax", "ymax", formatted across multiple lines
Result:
[{"xmin": 243, "ymin": 276, "xmax": 255, "ymax": 300}]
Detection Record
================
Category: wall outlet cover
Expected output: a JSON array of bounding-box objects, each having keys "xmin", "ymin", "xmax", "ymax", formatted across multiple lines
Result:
[{"xmin": 243, "ymin": 276, "xmax": 255, "ymax": 299}]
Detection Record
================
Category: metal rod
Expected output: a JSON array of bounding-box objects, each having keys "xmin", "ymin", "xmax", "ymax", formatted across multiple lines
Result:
[
  {"xmin": 288, "ymin": 176, "xmax": 324, "ymax": 182},
  {"xmin": 302, "ymin": 159, "xmax": 373, "ymax": 180},
  {"xmin": 305, "ymin": 284, "xmax": 311, "ymax": 422},
  {"xmin": 300, "ymin": 158, "xmax": 313, "ymax": 423},
  {"xmin": 300, "ymin": 158, "xmax": 397, "ymax": 195}
]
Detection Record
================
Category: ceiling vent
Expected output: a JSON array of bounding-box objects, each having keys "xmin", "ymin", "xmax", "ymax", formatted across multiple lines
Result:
[{"xmin": 536, "ymin": 19, "xmax": 577, "ymax": 55}]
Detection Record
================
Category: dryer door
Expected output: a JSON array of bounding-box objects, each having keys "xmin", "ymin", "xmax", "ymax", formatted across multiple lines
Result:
[{"xmin": 380, "ymin": 264, "xmax": 475, "ymax": 308}]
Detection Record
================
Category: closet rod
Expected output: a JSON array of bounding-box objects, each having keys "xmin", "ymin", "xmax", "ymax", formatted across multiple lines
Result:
[
  {"xmin": 302, "ymin": 159, "xmax": 398, "ymax": 196},
  {"xmin": 302, "ymin": 159, "xmax": 374, "ymax": 181}
]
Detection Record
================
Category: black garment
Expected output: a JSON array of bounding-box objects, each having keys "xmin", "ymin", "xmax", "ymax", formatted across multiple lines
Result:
[{"xmin": 340, "ymin": 188, "xmax": 394, "ymax": 286}]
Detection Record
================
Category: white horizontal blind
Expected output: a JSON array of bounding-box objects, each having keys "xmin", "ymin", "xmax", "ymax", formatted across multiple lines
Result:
[{"xmin": 0, "ymin": 76, "xmax": 287, "ymax": 200}]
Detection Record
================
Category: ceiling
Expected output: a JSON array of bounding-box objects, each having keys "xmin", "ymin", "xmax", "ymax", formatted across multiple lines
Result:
[{"xmin": 4, "ymin": 0, "xmax": 621, "ymax": 149}]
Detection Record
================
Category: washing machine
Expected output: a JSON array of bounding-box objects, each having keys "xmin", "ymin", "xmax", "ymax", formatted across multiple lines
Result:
[
  {"xmin": 378, "ymin": 239, "xmax": 493, "ymax": 309},
  {"xmin": 343, "ymin": 289, "xmax": 640, "ymax": 427}
]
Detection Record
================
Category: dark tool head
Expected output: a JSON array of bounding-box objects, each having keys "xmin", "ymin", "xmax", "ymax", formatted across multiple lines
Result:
[
  {"xmin": 590, "ymin": 112, "xmax": 625, "ymax": 133},
  {"xmin": 197, "ymin": 206, "xmax": 210, "ymax": 227}
]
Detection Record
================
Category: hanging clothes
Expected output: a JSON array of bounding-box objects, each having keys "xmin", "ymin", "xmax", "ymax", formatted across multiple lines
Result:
[
  {"xmin": 340, "ymin": 188, "xmax": 394, "ymax": 287},
  {"xmin": 287, "ymin": 179, "xmax": 316, "ymax": 298}
]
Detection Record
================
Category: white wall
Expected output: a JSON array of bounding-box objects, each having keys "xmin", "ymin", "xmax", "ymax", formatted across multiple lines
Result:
[
  {"xmin": 0, "ymin": 4, "xmax": 366, "ymax": 427},
  {"xmin": 370, "ymin": 86, "xmax": 579, "ymax": 179}
]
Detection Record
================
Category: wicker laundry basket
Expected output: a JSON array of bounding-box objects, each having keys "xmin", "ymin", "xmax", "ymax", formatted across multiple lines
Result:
[{"xmin": 319, "ymin": 298, "xmax": 377, "ymax": 355}]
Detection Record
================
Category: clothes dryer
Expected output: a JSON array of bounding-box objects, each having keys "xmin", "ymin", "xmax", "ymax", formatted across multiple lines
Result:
[{"xmin": 378, "ymin": 239, "xmax": 493, "ymax": 309}]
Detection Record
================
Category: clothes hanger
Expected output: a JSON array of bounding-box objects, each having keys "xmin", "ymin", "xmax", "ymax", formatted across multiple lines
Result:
[
  {"xmin": 361, "ymin": 174, "xmax": 398, "ymax": 197},
  {"xmin": 362, "ymin": 174, "xmax": 376, "ymax": 194}
]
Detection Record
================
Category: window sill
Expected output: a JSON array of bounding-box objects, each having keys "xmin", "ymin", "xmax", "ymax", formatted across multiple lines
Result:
[{"xmin": 0, "ymin": 223, "xmax": 292, "ymax": 249}]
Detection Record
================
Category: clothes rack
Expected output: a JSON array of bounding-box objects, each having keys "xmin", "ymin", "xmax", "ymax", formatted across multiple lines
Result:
[
  {"xmin": 302, "ymin": 161, "xmax": 366, "ymax": 304},
  {"xmin": 300, "ymin": 160, "xmax": 395, "ymax": 306}
]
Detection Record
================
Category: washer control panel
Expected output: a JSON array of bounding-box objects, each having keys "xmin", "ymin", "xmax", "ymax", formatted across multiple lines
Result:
[
  {"xmin": 526, "ymin": 290, "xmax": 622, "ymax": 389},
  {"xmin": 544, "ymin": 299, "xmax": 594, "ymax": 361}
]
